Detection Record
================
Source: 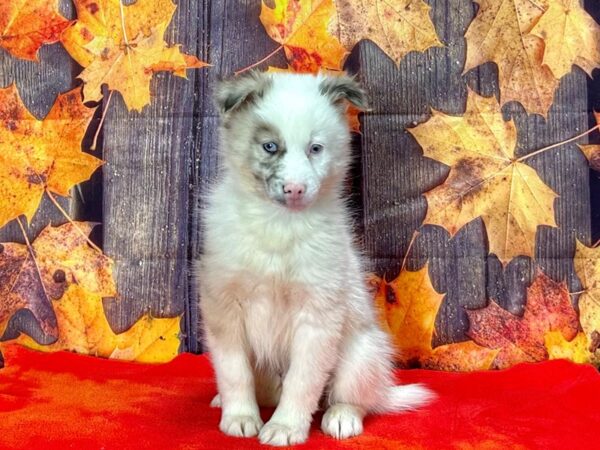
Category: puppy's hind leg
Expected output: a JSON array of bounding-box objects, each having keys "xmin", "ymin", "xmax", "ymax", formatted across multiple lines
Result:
[
  {"xmin": 212, "ymin": 368, "xmax": 282, "ymax": 408},
  {"xmin": 322, "ymin": 326, "xmax": 434, "ymax": 439}
]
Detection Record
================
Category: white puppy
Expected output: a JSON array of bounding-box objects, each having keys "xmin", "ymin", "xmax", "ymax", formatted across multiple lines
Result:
[{"xmin": 196, "ymin": 71, "xmax": 433, "ymax": 446}]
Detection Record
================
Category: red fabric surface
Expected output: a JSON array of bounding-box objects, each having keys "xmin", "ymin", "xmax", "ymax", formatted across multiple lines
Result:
[{"xmin": 0, "ymin": 344, "xmax": 599, "ymax": 449}]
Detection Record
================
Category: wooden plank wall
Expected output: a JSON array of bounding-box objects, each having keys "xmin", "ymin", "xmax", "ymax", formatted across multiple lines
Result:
[{"xmin": 1, "ymin": 0, "xmax": 595, "ymax": 353}]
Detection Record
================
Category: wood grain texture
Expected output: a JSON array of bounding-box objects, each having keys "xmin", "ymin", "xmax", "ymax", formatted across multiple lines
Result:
[
  {"xmin": 101, "ymin": 0, "xmax": 202, "ymax": 337},
  {"xmin": 358, "ymin": 0, "xmax": 590, "ymax": 347},
  {"xmin": 1, "ymin": 0, "xmax": 593, "ymax": 355}
]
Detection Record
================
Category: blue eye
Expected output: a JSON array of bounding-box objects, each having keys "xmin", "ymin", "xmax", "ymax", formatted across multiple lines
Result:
[
  {"xmin": 310, "ymin": 144, "xmax": 323, "ymax": 154},
  {"xmin": 263, "ymin": 142, "xmax": 278, "ymax": 153}
]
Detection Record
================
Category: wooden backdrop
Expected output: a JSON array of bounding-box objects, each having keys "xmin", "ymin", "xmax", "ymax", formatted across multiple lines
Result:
[{"xmin": 1, "ymin": 0, "xmax": 599, "ymax": 353}]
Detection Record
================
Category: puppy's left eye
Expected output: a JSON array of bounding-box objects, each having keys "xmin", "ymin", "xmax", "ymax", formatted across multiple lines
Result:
[
  {"xmin": 310, "ymin": 144, "xmax": 323, "ymax": 154},
  {"xmin": 263, "ymin": 142, "xmax": 278, "ymax": 153}
]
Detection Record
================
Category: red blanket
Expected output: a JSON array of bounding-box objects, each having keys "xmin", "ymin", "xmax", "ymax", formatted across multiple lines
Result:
[{"xmin": 0, "ymin": 344, "xmax": 598, "ymax": 449}]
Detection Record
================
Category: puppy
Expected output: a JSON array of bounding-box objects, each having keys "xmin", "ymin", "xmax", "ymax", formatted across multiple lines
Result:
[{"xmin": 196, "ymin": 71, "xmax": 433, "ymax": 446}]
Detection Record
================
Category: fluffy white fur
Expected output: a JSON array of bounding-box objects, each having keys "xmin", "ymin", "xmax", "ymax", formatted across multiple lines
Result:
[{"xmin": 196, "ymin": 72, "xmax": 434, "ymax": 446}]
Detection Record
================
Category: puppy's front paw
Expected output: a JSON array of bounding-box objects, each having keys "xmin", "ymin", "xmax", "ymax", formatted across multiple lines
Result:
[
  {"xmin": 220, "ymin": 414, "xmax": 263, "ymax": 437},
  {"xmin": 259, "ymin": 421, "xmax": 309, "ymax": 446},
  {"xmin": 321, "ymin": 404, "xmax": 365, "ymax": 439}
]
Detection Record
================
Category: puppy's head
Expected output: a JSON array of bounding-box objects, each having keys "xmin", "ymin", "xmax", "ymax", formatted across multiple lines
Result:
[{"xmin": 216, "ymin": 71, "xmax": 367, "ymax": 211}]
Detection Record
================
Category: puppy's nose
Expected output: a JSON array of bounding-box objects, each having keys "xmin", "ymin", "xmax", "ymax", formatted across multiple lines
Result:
[{"xmin": 283, "ymin": 183, "xmax": 306, "ymax": 200}]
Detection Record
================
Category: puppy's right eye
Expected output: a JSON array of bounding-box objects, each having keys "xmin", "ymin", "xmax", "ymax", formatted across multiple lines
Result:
[{"xmin": 262, "ymin": 142, "xmax": 278, "ymax": 153}]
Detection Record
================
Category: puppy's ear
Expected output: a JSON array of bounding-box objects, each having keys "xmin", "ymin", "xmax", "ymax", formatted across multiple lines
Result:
[
  {"xmin": 319, "ymin": 75, "xmax": 369, "ymax": 110},
  {"xmin": 215, "ymin": 71, "xmax": 271, "ymax": 114}
]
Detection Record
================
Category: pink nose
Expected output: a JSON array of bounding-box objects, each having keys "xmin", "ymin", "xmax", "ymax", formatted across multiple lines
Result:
[{"xmin": 283, "ymin": 183, "xmax": 306, "ymax": 201}]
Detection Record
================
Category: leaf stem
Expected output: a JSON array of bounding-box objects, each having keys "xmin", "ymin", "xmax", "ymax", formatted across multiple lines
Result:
[
  {"xmin": 45, "ymin": 189, "xmax": 102, "ymax": 253},
  {"xmin": 400, "ymin": 230, "xmax": 420, "ymax": 273},
  {"xmin": 90, "ymin": 90, "xmax": 113, "ymax": 152},
  {"xmin": 234, "ymin": 46, "xmax": 283, "ymax": 75},
  {"xmin": 16, "ymin": 217, "xmax": 50, "ymax": 305},
  {"xmin": 516, "ymin": 124, "xmax": 600, "ymax": 163},
  {"xmin": 118, "ymin": 0, "xmax": 130, "ymax": 47}
]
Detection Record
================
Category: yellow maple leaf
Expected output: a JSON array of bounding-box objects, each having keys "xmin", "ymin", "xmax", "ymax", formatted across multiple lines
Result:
[
  {"xmin": 574, "ymin": 240, "xmax": 600, "ymax": 365},
  {"xmin": 373, "ymin": 264, "xmax": 497, "ymax": 371},
  {"xmin": 17, "ymin": 284, "xmax": 181, "ymax": 363},
  {"xmin": 578, "ymin": 144, "xmax": 600, "ymax": 171},
  {"xmin": 464, "ymin": 0, "xmax": 559, "ymax": 116},
  {"xmin": 329, "ymin": 0, "xmax": 443, "ymax": 65},
  {"xmin": 0, "ymin": 0, "xmax": 72, "ymax": 60},
  {"xmin": 408, "ymin": 89, "xmax": 558, "ymax": 264},
  {"xmin": 0, "ymin": 85, "xmax": 102, "ymax": 228},
  {"xmin": 0, "ymin": 222, "xmax": 115, "ymax": 339},
  {"xmin": 61, "ymin": 0, "xmax": 208, "ymax": 112},
  {"xmin": 544, "ymin": 331, "xmax": 590, "ymax": 364},
  {"xmin": 260, "ymin": 0, "xmax": 348, "ymax": 72},
  {"xmin": 530, "ymin": 0, "xmax": 600, "ymax": 79}
]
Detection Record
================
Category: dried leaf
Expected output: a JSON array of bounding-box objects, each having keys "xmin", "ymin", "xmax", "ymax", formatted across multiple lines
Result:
[
  {"xmin": 17, "ymin": 285, "xmax": 181, "ymax": 362},
  {"xmin": 464, "ymin": 0, "xmax": 559, "ymax": 116},
  {"xmin": 530, "ymin": 0, "xmax": 600, "ymax": 79},
  {"xmin": 467, "ymin": 272, "xmax": 579, "ymax": 369},
  {"xmin": 0, "ymin": 0, "xmax": 72, "ymax": 60},
  {"xmin": 260, "ymin": 0, "xmax": 348, "ymax": 71},
  {"xmin": 61, "ymin": 0, "xmax": 208, "ymax": 112},
  {"xmin": 0, "ymin": 222, "xmax": 114, "ymax": 341},
  {"xmin": 574, "ymin": 240, "xmax": 600, "ymax": 365},
  {"xmin": 578, "ymin": 144, "xmax": 600, "ymax": 171},
  {"xmin": 422, "ymin": 340, "xmax": 500, "ymax": 371},
  {"xmin": 374, "ymin": 264, "xmax": 444, "ymax": 365},
  {"xmin": 544, "ymin": 331, "xmax": 591, "ymax": 364},
  {"xmin": 0, "ymin": 85, "xmax": 102, "ymax": 228},
  {"xmin": 330, "ymin": 0, "xmax": 443, "ymax": 65},
  {"xmin": 408, "ymin": 89, "xmax": 557, "ymax": 264}
]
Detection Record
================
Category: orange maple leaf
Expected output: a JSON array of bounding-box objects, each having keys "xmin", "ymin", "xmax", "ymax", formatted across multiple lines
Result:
[
  {"xmin": 467, "ymin": 272, "xmax": 579, "ymax": 369},
  {"xmin": 374, "ymin": 264, "xmax": 498, "ymax": 371},
  {"xmin": 61, "ymin": 0, "xmax": 208, "ymax": 112},
  {"xmin": 0, "ymin": 85, "xmax": 102, "ymax": 228},
  {"xmin": 0, "ymin": 0, "xmax": 72, "ymax": 60},
  {"xmin": 464, "ymin": 0, "xmax": 559, "ymax": 116},
  {"xmin": 260, "ymin": 0, "xmax": 348, "ymax": 72}
]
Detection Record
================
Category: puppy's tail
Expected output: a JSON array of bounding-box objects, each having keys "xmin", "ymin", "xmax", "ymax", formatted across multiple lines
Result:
[{"xmin": 378, "ymin": 383, "xmax": 436, "ymax": 413}]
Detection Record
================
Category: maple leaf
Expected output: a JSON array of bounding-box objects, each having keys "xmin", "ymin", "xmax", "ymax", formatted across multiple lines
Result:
[
  {"xmin": 329, "ymin": 0, "xmax": 443, "ymax": 65},
  {"xmin": 0, "ymin": 0, "xmax": 72, "ymax": 60},
  {"xmin": 260, "ymin": 0, "xmax": 348, "ymax": 72},
  {"xmin": 530, "ymin": 0, "xmax": 600, "ymax": 79},
  {"xmin": 374, "ymin": 264, "xmax": 497, "ymax": 371},
  {"xmin": 544, "ymin": 331, "xmax": 590, "ymax": 364},
  {"xmin": 578, "ymin": 144, "xmax": 600, "ymax": 171},
  {"xmin": 61, "ymin": 0, "xmax": 208, "ymax": 112},
  {"xmin": 408, "ymin": 89, "xmax": 558, "ymax": 264},
  {"xmin": 574, "ymin": 240, "xmax": 600, "ymax": 365},
  {"xmin": 0, "ymin": 85, "xmax": 102, "ymax": 228},
  {"xmin": 421, "ymin": 340, "xmax": 500, "ymax": 371},
  {"xmin": 0, "ymin": 222, "xmax": 115, "ymax": 341},
  {"xmin": 467, "ymin": 271, "xmax": 579, "ymax": 369},
  {"xmin": 464, "ymin": 0, "xmax": 559, "ymax": 116},
  {"xmin": 17, "ymin": 284, "xmax": 181, "ymax": 363}
]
